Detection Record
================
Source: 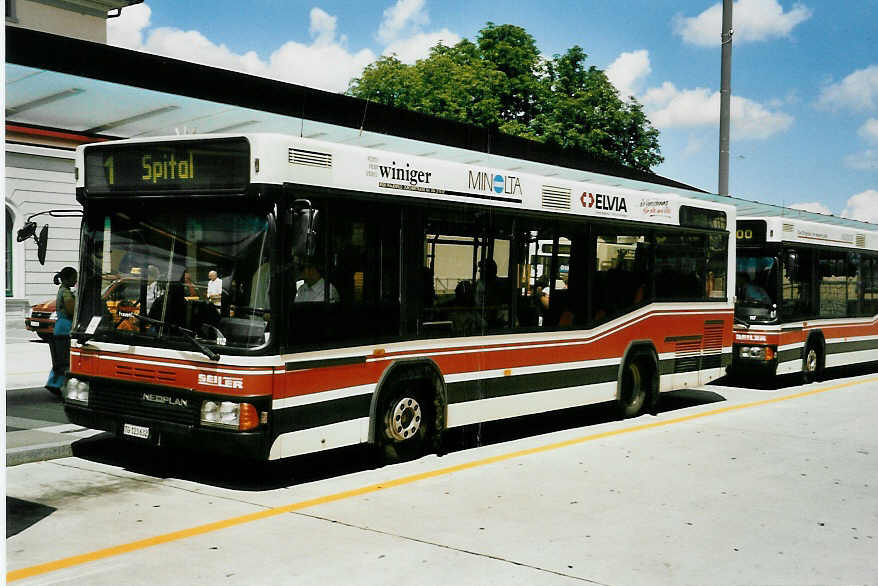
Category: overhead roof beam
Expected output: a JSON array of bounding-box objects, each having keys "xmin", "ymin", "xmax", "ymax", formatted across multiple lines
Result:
[
  {"xmin": 6, "ymin": 87, "xmax": 84, "ymax": 116},
  {"xmin": 208, "ymin": 120, "xmax": 261, "ymax": 133},
  {"xmin": 85, "ymin": 105, "xmax": 179, "ymax": 133}
]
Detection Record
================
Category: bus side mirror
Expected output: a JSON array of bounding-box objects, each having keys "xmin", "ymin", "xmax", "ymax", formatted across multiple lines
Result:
[
  {"xmin": 17, "ymin": 221, "xmax": 50, "ymax": 265},
  {"xmin": 289, "ymin": 200, "xmax": 318, "ymax": 257},
  {"xmin": 784, "ymin": 250, "xmax": 799, "ymax": 281},
  {"xmin": 37, "ymin": 225, "xmax": 48, "ymax": 265}
]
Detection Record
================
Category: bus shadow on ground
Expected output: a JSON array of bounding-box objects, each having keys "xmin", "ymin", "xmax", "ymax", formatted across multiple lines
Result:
[
  {"xmin": 6, "ymin": 497, "xmax": 57, "ymax": 538},
  {"xmin": 68, "ymin": 388, "xmax": 728, "ymax": 491},
  {"xmin": 713, "ymin": 361, "xmax": 878, "ymax": 391}
]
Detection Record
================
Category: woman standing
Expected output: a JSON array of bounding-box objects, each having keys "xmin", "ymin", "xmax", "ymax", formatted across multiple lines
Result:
[{"xmin": 46, "ymin": 266, "xmax": 76, "ymax": 396}]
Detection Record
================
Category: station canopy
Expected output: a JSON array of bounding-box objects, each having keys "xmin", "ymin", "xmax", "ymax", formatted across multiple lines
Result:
[{"xmin": 6, "ymin": 27, "xmax": 875, "ymax": 231}]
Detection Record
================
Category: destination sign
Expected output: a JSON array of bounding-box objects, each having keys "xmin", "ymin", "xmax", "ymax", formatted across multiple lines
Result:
[
  {"xmin": 736, "ymin": 220, "xmax": 767, "ymax": 244},
  {"xmin": 84, "ymin": 138, "xmax": 250, "ymax": 195}
]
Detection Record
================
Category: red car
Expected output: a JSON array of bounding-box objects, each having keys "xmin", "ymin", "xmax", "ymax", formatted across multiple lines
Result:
[{"xmin": 25, "ymin": 298, "xmax": 56, "ymax": 341}]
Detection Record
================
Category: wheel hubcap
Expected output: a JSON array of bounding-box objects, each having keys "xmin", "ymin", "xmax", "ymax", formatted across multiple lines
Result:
[
  {"xmin": 387, "ymin": 397, "xmax": 421, "ymax": 441},
  {"xmin": 805, "ymin": 349, "xmax": 817, "ymax": 373},
  {"xmin": 625, "ymin": 363, "xmax": 644, "ymax": 408}
]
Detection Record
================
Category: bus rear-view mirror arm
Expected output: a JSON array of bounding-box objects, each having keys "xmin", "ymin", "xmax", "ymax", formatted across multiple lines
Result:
[{"xmin": 16, "ymin": 209, "xmax": 83, "ymax": 266}]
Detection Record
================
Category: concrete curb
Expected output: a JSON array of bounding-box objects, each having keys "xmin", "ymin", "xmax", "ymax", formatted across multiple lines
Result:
[
  {"xmin": 6, "ymin": 438, "xmax": 76, "ymax": 466},
  {"xmin": 5, "ymin": 428, "xmax": 108, "ymax": 466}
]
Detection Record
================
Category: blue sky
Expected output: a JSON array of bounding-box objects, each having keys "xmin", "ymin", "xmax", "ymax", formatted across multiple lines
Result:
[{"xmin": 108, "ymin": 1, "xmax": 878, "ymax": 221}]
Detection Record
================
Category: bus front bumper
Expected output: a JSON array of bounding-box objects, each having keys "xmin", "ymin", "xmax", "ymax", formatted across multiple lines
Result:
[
  {"xmin": 728, "ymin": 344, "xmax": 778, "ymax": 377},
  {"xmin": 64, "ymin": 403, "xmax": 269, "ymax": 460}
]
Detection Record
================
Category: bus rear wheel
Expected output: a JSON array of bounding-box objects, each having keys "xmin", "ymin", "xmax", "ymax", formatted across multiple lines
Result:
[
  {"xmin": 802, "ymin": 341, "xmax": 823, "ymax": 384},
  {"xmin": 376, "ymin": 382, "xmax": 432, "ymax": 464},
  {"xmin": 619, "ymin": 357, "xmax": 649, "ymax": 418}
]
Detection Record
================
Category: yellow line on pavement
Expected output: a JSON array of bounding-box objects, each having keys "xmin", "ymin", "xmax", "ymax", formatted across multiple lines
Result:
[{"xmin": 8, "ymin": 376, "xmax": 877, "ymax": 582}]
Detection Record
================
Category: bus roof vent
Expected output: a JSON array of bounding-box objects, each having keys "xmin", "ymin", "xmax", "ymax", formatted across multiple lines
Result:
[
  {"xmin": 782, "ymin": 223, "xmax": 794, "ymax": 233},
  {"xmin": 856, "ymin": 233, "xmax": 866, "ymax": 248},
  {"xmin": 289, "ymin": 148, "xmax": 332, "ymax": 168},
  {"xmin": 541, "ymin": 185, "xmax": 571, "ymax": 210}
]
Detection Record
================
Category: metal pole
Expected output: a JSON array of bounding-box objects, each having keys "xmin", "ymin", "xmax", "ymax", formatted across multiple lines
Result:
[{"xmin": 718, "ymin": 0, "xmax": 733, "ymax": 196}]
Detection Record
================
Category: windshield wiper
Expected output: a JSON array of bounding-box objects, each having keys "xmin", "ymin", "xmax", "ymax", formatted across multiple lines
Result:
[{"xmin": 119, "ymin": 312, "xmax": 220, "ymax": 361}]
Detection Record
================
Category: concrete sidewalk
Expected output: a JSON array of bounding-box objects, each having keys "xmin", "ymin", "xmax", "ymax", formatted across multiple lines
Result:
[
  {"xmin": 5, "ymin": 338, "xmax": 53, "ymax": 389},
  {"xmin": 5, "ymin": 329, "xmax": 105, "ymax": 466}
]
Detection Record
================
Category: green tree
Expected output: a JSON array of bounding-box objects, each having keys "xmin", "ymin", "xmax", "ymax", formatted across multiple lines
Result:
[
  {"xmin": 475, "ymin": 23, "xmax": 542, "ymax": 136},
  {"xmin": 347, "ymin": 24, "xmax": 663, "ymax": 171},
  {"xmin": 534, "ymin": 46, "xmax": 663, "ymax": 169},
  {"xmin": 350, "ymin": 42, "xmax": 505, "ymax": 129}
]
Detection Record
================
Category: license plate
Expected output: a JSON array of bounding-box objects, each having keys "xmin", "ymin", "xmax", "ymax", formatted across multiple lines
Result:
[
  {"xmin": 30, "ymin": 321, "xmax": 41, "ymax": 327},
  {"xmin": 122, "ymin": 423, "xmax": 150, "ymax": 439}
]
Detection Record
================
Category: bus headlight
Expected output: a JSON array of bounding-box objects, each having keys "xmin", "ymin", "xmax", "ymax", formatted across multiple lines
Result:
[
  {"xmin": 201, "ymin": 400, "xmax": 259, "ymax": 430},
  {"xmin": 65, "ymin": 377, "xmax": 90, "ymax": 403},
  {"xmin": 738, "ymin": 346, "xmax": 775, "ymax": 361},
  {"xmin": 739, "ymin": 346, "xmax": 762, "ymax": 359}
]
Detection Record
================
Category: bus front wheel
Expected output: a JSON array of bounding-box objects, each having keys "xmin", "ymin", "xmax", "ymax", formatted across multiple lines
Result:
[{"xmin": 376, "ymin": 382, "xmax": 432, "ymax": 464}]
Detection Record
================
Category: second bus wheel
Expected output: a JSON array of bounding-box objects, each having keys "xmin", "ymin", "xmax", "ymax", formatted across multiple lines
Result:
[
  {"xmin": 802, "ymin": 340, "xmax": 823, "ymax": 384},
  {"xmin": 376, "ymin": 381, "xmax": 433, "ymax": 464},
  {"xmin": 618, "ymin": 355, "xmax": 653, "ymax": 418}
]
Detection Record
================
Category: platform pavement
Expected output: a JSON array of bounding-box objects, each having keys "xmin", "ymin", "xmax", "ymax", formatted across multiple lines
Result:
[{"xmin": 5, "ymin": 320, "xmax": 105, "ymax": 466}]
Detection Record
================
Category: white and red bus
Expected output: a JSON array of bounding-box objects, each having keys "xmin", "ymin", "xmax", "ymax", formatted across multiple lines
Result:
[
  {"xmin": 62, "ymin": 133, "xmax": 735, "ymax": 463},
  {"xmin": 731, "ymin": 216, "xmax": 878, "ymax": 382}
]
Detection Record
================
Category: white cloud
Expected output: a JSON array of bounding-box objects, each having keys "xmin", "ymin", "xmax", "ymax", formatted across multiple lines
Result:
[
  {"xmin": 640, "ymin": 82, "xmax": 793, "ymax": 139},
  {"xmin": 605, "ymin": 50, "xmax": 651, "ymax": 99},
  {"xmin": 383, "ymin": 29, "xmax": 461, "ymax": 63},
  {"xmin": 789, "ymin": 201, "xmax": 833, "ymax": 215},
  {"xmin": 845, "ymin": 150, "xmax": 878, "ymax": 170},
  {"xmin": 378, "ymin": 0, "xmax": 430, "ymax": 44},
  {"xmin": 674, "ymin": 0, "xmax": 812, "ymax": 47},
  {"xmin": 268, "ymin": 41, "xmax": 376, "ymax": 94},
  {"xmin": 141, "ymin": 27, "xmax": 268, "ymax": 76},
  {"xmin": 860, "ymin": 119, "xmax": 878, "ymax": 143},
  {"xmin": 107, "ymin": 2, "xmax": 151, "ymax": 49},
  {"xmin": 841, "ymin": 190, "xmax": 878, "ymax": 223},
  {"xmin": 642, "ymin": 84, "xmax": 716, "ymax": 127},
  {"xmin": 817, "ymin": 65, "xmax": 878, "ymax": 112},
  {"xmin": 309, "ymin": 7, "xmax": 340, "ymax": 46},
  {"xmin": 107, "ymin": 4, "xmax": 376, "ymax": 93},
  {"xmin": 107, "ymin": 2, "xmax": 459, "ymax": 92}
]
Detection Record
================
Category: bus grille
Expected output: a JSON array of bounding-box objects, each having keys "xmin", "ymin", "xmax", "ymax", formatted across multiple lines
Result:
[
  {"xmin": 115, "ymin": 363, "xmax": 177, "ymax": 384},
  {"xmin": 702, "ymin": 320, "xmax": 725, "ymax": 369},
  {"xmin": 673, "ymin": 338, "xmax": 701, "ymax": 373},
  {"xmin": 88, "ymin": 380, "xmax": 198, "ymax": 426}
]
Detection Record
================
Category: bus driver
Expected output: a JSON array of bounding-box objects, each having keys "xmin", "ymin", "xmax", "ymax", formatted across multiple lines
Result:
[{"xmin": 295, "ymin": 260, "xmax": 339, "ymax": 303}]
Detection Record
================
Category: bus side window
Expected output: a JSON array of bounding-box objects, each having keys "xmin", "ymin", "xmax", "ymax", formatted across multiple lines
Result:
[
  {"xmin": 593, "ymin": 232, "xmax": 651, "ymax": 323},
  {"xmin": 654, "ymin": 232, "xmax": 704, "ymax": 300},
  {"xmin": 817, "ymin": 250, "xmax": 847, "ymax": 318},
  {"xmin": 326, "ymin": 203, "xmax": 401, "ymax": 345},
  {"xmin": 864, "ymin": 258, "xmax": 878, "ymax": 316},
  {"xmin": 421, "ymin": 215, "xmax": 480, "ymax": 338}
]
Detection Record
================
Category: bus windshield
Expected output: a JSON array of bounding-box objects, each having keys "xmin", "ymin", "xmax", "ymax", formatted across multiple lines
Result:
[
  {"xmin": 74, "ymin": 210, "xmax": 272, "ymax": 351},
  {"xmin": 736, "ymin": 255, "xmax": 778, "ymax": 321}
]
